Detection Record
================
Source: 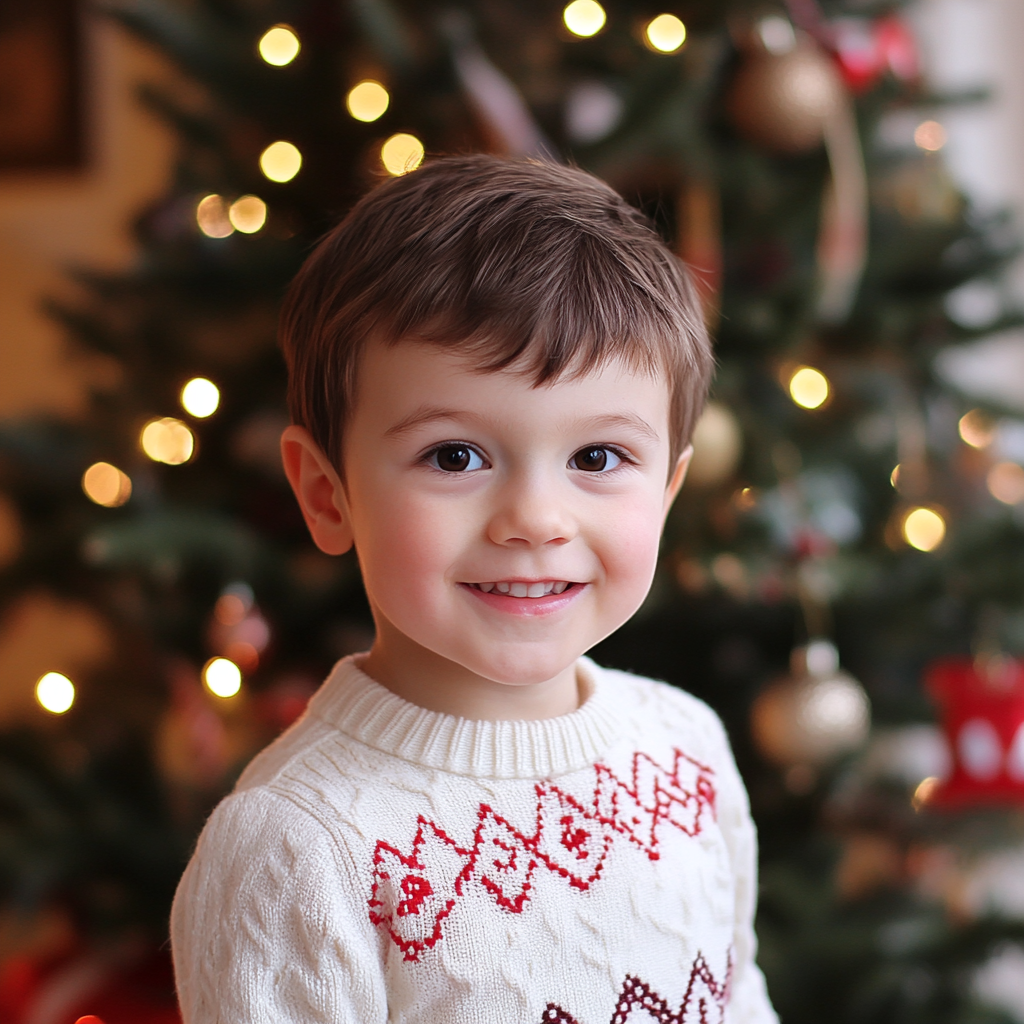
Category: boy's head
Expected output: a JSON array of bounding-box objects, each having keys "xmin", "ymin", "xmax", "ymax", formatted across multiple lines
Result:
[
  {"xmin": 280, "ymin": 156, "xmax": 714, "ymax": 709},
  {"xmin": 280, "ymin": 155, "xmax": 712, "ymax": 473}
]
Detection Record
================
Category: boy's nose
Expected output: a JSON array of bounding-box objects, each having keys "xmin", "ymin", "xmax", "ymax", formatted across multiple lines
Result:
[{"xmin": 486, "ymin": 475, "xmax": 577, "ymax": 548}]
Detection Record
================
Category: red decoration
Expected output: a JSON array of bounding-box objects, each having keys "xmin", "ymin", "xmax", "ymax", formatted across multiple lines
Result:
[
  {"xmin": 927, "ymin": 657, "xmax": 1024, "ymax": 807},
  {"xmin": 832, "ymin": 15, "xmax": 919, "ymax": 93}
]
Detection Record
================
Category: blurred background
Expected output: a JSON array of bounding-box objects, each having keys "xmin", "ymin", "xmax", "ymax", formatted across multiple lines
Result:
[{"xmin": 2, "ymin": 0, "xmax": 1024, "ymax": 1021}]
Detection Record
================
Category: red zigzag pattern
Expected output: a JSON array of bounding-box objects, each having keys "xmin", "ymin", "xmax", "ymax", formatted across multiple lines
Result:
[
  {"xmin": 368, "ymin": 747, "xmax": 716, "ymax": 961},
  {"xmin": 540, "ymin": 954, "xmax": 732, "ymax": 1024}
]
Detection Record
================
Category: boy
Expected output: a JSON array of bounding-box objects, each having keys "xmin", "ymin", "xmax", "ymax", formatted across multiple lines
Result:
[{"xmin": 171, "ymin": 156, "xmax": 778, "ymax": 1024}]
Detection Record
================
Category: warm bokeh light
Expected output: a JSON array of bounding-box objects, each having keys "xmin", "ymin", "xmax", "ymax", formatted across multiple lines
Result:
[
  {"xmin": 914, "ymin": 120, "xmax": 947, "ymax": 152},
  {"xmin": 890, "ymin": 464, "xmax": 900, "ymax": 488},
  {"xmin": 228, "ymin": 195, "xmax": 267, "ymax": 233},
  {"xmin": 987, "ymin": 461, "xmax": 1024, "ymax": 505},
  {"xmin": 381, "ymin": 133, "xmax": 425, "ymax": 176},
  {"xmin": 141, "ymin": 417, "xmax": 195, "ymax": 465},
  {"xmin": 258, "ymin": 24, "xmax": 300, "ymax": 66},
  {"xmin": 204, "ymin": 657, "xmax": 242, "ymax": 698},
  {"xmin": 645, "ymin": 13, "xmax": 686, "ymax": 52},
  {"xmin": 346, "ymin": 80, "xmax": 390, "ymax": 122},
  {"xmin": 788, "ymin": 366, "xmax": 830, "ymax": 409},
  {"xmin": 180, "ymin": 377, "xmax": 221, "ymax": 418},
  {"xmin": 958, "ymin": 408, "xmax": 995, "ymax": 448},
  {"xmin": 912, "ymin": 775, "xmax": 939, "ymax": 811},
  {"xmin": 563, "ymin": 0, "xmax": 606, "ymax": 37},
  {"xmin": 259, "ymin": 140, "xmax": 302, "ymax": 182},
  {"xmin": 196, "ymin": 194, "xmax": 233, "ymax": 238},
  {"xmin": 82, "ymin": 462, "xmax": 132, "ymax": 508},
  {"xmin": 36, "ymin": 672, "xmax": 75, "ymax": 714},
  {"xmin": 903, "ymin": 506, "xmax": 946, "ymax": 552}
]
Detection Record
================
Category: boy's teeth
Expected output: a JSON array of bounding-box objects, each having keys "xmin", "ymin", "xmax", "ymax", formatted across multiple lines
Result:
[{"xmin": 474, "ymin": 581, "xmax": 572, "ymax": 598}]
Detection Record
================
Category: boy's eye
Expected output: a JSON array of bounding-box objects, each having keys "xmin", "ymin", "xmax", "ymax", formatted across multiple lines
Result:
[
  {"xmin": 428, "ymin": 444, "xmax": 486, "ymax": 472},
  {"xmin": 569, "ymin": 446, "xmax": 622, "ymax": 473}
]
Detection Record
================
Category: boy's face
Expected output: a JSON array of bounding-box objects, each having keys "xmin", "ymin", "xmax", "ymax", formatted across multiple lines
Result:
[{"xmin": 319, "ymin": 339, "xmax": 686, "ymax": 697}]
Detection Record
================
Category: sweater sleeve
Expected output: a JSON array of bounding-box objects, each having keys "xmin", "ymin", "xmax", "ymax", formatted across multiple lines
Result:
[
  {"xmin": 704, "ymin": 712, "xmax": 779, "ymax": 1024},
  {"xmin": 171, "ymin": 787, "xmax": 386, "ymax": 1024}
]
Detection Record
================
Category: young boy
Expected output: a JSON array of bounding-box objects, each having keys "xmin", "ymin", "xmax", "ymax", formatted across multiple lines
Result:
[{"xmin": 171, "ymin": 156, "xmax": 778, "ymax": 1024}]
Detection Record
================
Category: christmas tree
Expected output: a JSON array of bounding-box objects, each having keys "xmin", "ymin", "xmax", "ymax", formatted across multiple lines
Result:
[{"xmin": 2, "ymin": 0, "xmax": 1024, "ymax": 1021}]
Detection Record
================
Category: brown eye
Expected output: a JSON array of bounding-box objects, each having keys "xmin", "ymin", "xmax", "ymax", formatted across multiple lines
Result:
[
  {"xmin": 430, "ymin": 445, "xmax": 485, "ymax": 472},
  {"xmin": 571, "ymin": 447, "xmax": 621, "ymax": 472}
]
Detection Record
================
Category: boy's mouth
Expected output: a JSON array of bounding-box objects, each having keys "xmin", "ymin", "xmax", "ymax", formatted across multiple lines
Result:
[{"xmin": 466, "ymin": 581, "xmax": 574, "ymax": 598}]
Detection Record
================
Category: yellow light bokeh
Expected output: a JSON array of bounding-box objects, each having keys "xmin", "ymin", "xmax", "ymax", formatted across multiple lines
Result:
[
  {"xmin": 228, "ymin": 195, "xmax": 267, "ymax": 234},
  {"xmin": 381, "ymin": 133, "xmax": 425, "ymax": 176},
  {"xmin": 788, "ymin": 366, "xmax": 830, "ymax": 409},
  {"xmin": 36, "ymin": 672, "xmax": 75, "ymax": 714},
  {"xmin": 259, "ymin": 140, "xmax": 302, "ymax": 183},
  {"xmin": 181, "ymin": 377, "xmax": 221, "ymax": 418},
  {"xmin": 958, "ymin": 408, "xmax": 994, "ymax": 449},
  {"xmin": 988, "ymin": 461, "xmax": 1024, "ymax": 505},
  {"xmin": 346, "ymin": 80, "xmax": 390, "ymax": 122},
  {"xmin": 258, "ymin": 24, "xmax": 300, "ymax": 66},
  {"xmin": 903, "ymin": 506, "xmax": 946, "ymax": 552},
  {"xmin": 141, "ymin": 417, "xmax": 195, "ymax": 465},
  {"xmin": 196, "ymin": 194, "xmax": 233, "ymax": 238},
  {"xmin": 914, "ymin": 120, "xmax": 947, "ymax": 152},
  {"xmin": 890, "ymin": 464, "xmax": 900, "ymax": 488},
  {"xmin": 82, "ymin": 462, "xmax": 132, "ymax": 508},
  {"xmin": 645, "ymin": 13, "xmax": 686, "ymax": 52},
  {"xmin": 563, "ymin": 0, "xmax": 606, "ymax": 37},
  {"xmin": 204, "ymin": 657, "xmax": 242, "ymax": 698}
]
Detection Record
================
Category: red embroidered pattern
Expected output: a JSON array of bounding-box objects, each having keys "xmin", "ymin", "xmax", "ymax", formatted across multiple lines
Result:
[
  {"xmin": 539, "ymin": 954, "xmax": 731, "ymax": 1024},
  {"xmin": 368, "ymin": 747, "xmax": 716, "ymax": 961}
]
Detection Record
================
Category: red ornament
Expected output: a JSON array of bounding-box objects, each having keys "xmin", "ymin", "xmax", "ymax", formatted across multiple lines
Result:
[
  {"xmin": 832, "ymin": 15, "xmax": 919, "ymax": 94},
  {"xmin": 926, "ymin": 657, "xmax": 1024, "ymax": 807}
]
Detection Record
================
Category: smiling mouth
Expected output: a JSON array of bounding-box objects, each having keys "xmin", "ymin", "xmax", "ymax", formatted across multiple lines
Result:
[{"xmin": 467, "ymin": 581, "xmax": 575, "ymax": 598}]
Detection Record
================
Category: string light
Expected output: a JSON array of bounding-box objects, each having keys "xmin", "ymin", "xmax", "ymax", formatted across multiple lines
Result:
[
  {"xmin": 196, "ymin": 195, "xmax": 233, "ymax": 238},
  {"xmin": 203, "ymin": 657, "xmax": 242, "ymax": 698},
  {"xmin": 914, "ymin": 120, "xmax": 947, "ymax": 152},
  {"xmin": 958, "ymin": 409, "xmax": 995, "ymax": 449},
  {"xmin": 788, "ymin": 366, "xmax": 830, "ymax": 409},
  {"xmin": 259, "ymin": 141, "xmax": 302, "ymax": 183},
  {"xmin": 346, "ymin": 80, "xmax": 390, "ymax": 122},
  {"xmin": 902, "ymin": 507, "xmax": 946, "ymax": 552},
  {"xmin": 228, "ymin": 195, "xmax": 267, "ymax": 233},
  {"xmin": 258, "ymin": 24, "xmax": 300, "ymax": 66},
  {"xmin": 987, "ymin": 462, "xmax": 1024, "ymax": 505},
  {"xmin": 180, "ymin": 378, "xmax": 220, "ymax": 418},
  {"xmin": 36, "ymin": 672, "xmax": 75, "ymax": 714},
  {"xmin": 645, "ymin": 14, "xmax": 686, "ymax": 52},
  {"xmin": 141, "ymin": 417, "xmax": 195, "ymax": 465},
  {"xmin": 381, "ymin": 133, "xmax": 424, "ymax": 176},
  {"xmin": 563, "ymin": 0, "xmax": 606, "ymax": 37},
  {"xmin": 82, "ymin": 462, "xmax": 132, "ymax": 507}
]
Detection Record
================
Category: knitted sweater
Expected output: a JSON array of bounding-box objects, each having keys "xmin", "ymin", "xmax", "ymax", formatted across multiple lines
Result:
[{"xmin": 171, "ymin": 656, "xmax": 778, "ymax": 1024}]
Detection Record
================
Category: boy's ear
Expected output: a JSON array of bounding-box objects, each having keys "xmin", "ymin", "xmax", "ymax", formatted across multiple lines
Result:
[
  {"xmin": 280, "ymin": 425, "xmax": 354, "ymax": 556},
  {"xmin": 662, "ymin": 445, "xmax": 693, "ymax": 519}
]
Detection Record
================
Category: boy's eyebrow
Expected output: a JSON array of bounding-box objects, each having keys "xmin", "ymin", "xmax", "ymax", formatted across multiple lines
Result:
[{"xmin": 385, "ymin": 406, "xmax": 661, "ymax": 444}]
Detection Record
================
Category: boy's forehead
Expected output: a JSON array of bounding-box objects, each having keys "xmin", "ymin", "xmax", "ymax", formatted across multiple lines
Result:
[{"xmin": 355, "ymin": 338, "xmax": 671, "ymax": 435}]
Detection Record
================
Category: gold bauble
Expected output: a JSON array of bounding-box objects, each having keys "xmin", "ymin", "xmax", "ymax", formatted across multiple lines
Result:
[
  {"xmin": 727, "ymin": 42, "xmax": 844, "ymax": 155},
  {"xmin": 686, "ymin": 402, "xmax": 742, "ymax": 488}
]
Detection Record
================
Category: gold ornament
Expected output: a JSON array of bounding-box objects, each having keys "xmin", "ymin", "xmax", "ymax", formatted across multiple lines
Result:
[
  {"xmin": 727, "ymin": 39, "xmax": 844, "ymax": 155},
  {"xmin": 751, "ymin": 640, "xmax": 870, "ymax": 767},
  {"xmin": 686, "ymin": 402, "xmax": 742, "ymax": 488}
]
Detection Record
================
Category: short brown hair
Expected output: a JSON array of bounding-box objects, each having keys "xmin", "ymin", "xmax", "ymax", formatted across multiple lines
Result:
[{"xmin": 280, "ymin": 155, "xmax": 713, "ymax": 469}]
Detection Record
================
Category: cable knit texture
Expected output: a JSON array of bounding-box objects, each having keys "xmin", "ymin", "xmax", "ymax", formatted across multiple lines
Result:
[{"xmin": 171, "ymin": 656, "xmax": 778, "ymax": 1024}]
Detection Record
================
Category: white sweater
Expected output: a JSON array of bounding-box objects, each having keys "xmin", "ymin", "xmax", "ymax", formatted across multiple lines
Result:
[{"xmin": 171, "ymin": 656, "xmax": 778, "ymax": 1024}]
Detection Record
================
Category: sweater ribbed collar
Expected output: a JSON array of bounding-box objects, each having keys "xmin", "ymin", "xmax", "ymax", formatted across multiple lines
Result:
[{"xmin": 306, "ymin": 655, "xmax": 622, "ymax": 780}]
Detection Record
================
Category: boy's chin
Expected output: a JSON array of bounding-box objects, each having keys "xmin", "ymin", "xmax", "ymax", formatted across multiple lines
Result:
[{"xmin": 455, "ymin": 647, "xmax": 584, "ymax": 689}]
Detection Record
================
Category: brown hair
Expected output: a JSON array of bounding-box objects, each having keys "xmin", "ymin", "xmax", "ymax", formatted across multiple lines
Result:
[{"xmin": 280, "ymin": 155, "xmax": 713, "ymax": 469}]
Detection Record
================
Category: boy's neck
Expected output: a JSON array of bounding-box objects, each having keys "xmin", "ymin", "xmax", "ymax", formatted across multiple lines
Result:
[{"xmin": 359, "ymin": 625, "xmax": 582, "ymax": 722}]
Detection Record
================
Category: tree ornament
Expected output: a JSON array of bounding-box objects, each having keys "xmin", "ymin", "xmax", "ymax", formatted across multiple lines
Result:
[
  {"xmin": 925, "ymin": 656, "xmax": 1024, "ymax": 807},
  {"xmin": 686, "ymin": 402, "xmax": 742, "ymax": 488},
  {"xmin": 727, "ymin": 32, "xmax": 844, "ymax": 155},
  {"xmin": 751, "ymin": 639, "xmax": 870, "ymax": 768}
]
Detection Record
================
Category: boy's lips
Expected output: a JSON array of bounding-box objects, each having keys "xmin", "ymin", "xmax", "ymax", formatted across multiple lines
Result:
[{"xmin": 458, "ymin": 580, "xmax": 585, "ymax": 614}]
